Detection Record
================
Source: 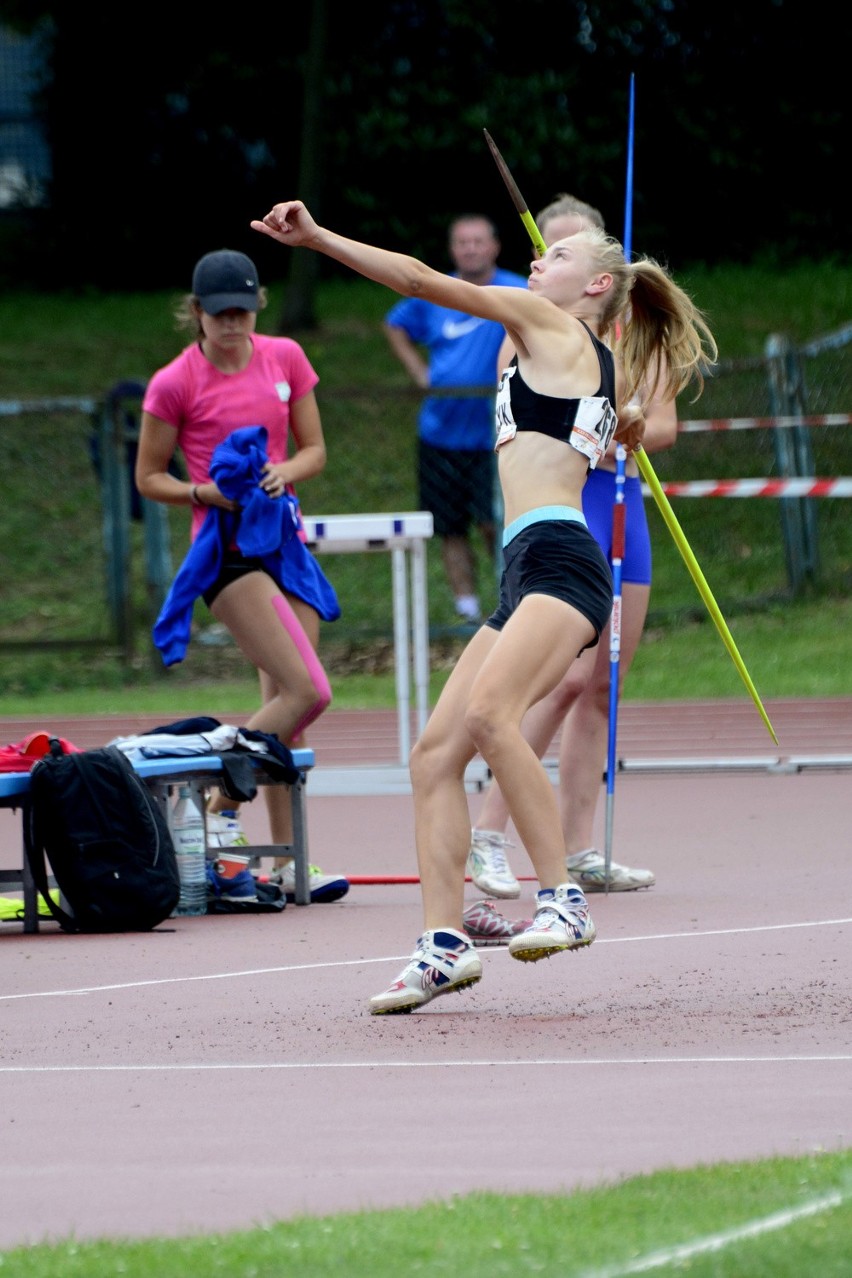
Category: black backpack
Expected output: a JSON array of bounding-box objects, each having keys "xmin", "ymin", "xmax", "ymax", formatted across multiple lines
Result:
[{"xmin": 24, "ymin": 741, "xmax": 180, "ymax": 933}]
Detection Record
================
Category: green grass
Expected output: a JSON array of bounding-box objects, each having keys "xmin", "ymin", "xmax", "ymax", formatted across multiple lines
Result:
[
  {"xmin": 1, "ymin": 261, "xmax": 847, "ymax": 397},
  {"xmin": 0, "ymin": 262, "xmax": 850, "ymax": 711},
  {"xmin": 1, "ymin": 1151, "xmax": 849, "ymax": 1274},
  {"xmin": 1, "ymin": 588, "xmax": 851, "ymax": 718}
]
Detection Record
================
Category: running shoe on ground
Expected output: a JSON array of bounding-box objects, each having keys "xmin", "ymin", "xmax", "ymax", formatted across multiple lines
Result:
[
  {"xmin": 269, "ymin": 860, "xmax": 350, "ymax": 904},
  {"xmin": 566, "ymin": 847, "xmax": 655, "ymax": 892},
  {"xmin": 206, "ymin": 860, "xmax": 258, "ymax": 903},
  {"xmin": 467, "ymin": 829, "xmax": 521, "ymax": 899},
  {"xmin": 508, "ymin": 884, "xmax": 596, "ymax": 962},
  {"xmin": 462, "ymin": 900, "xmax": 532, "ymax": 947},
  {"xmin": 205, "ymin": 809, "xmax": 249, "ymax": 849},
  {"xmin": 370, "ymin": 928, "xmax": 482, "ymax": 1015}
]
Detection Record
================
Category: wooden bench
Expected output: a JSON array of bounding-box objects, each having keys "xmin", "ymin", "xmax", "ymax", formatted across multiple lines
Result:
[{"xmin": 0, "ymin": 747, "xmax": 315, "ymax": 932}]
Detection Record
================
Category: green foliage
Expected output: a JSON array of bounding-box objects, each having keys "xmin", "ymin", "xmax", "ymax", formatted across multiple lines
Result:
[
  {"xmin": 8, "ymin": 5, "xmax": 847, "ymax": 288},
  {"xmin": 0, "ymin": 264, "xmax": 850, "ymax": 709}
]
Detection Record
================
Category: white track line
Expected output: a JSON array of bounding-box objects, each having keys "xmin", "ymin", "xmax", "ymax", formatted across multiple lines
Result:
[
  {"xmin": 582, "ymin": 1188, "xmax": 847, "ymax": 1276},
  {"xmin": 2, "ymin": 915, "xmax": 850, "ymax": 1002},
  {"xmin": 0, "ymin": 1054, "xmax": 851, "ymax": 1073}
]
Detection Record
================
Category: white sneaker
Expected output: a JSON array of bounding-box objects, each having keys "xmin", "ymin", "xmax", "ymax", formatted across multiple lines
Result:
[
  {"xmin": 369, "ymin": 928, "xmax": 483, "ymax": 1015},
  {"xmin": 566, "ymin": 848, "xmax": 655, "ymax": 893},
  {"xmin": 467, "ymin": 829, "xmax": 521, "ymax": 899},
  {"xmin": 205, "ymin": 809, "xmax": 249, "ymax": 848},
  {"xmin": 508, "ymin": 884, "xmax": 596, "ymax": 962},
  {"xmin": 271, "ymin": 860, "xmax": 349, "ymax": 904}
]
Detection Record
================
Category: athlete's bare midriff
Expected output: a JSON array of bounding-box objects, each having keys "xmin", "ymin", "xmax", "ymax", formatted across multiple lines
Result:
[{"xmin": 497, "ymin": 430, "xmax": 589, "ymax": 527}]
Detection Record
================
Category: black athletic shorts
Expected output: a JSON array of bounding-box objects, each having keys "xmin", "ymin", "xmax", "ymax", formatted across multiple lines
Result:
[
  {"xmin": 418, "ymin": 439, "xmax": 496, "ymax": 537},
  {"xmin": 485, "ymin": 518, "xmax": 614, "ymax": 650},
  {"xmin": 202, "ymin": 551, "xmax": 280, "ymax": 608}
]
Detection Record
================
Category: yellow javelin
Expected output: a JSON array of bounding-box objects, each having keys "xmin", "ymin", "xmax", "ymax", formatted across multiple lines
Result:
[{"xmin": 483, "ymin": 129, "xmax": 778, "ymax": 744}]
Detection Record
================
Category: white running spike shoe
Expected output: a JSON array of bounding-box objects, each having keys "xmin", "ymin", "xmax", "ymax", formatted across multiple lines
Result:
[
  {"xmin": 369, "ymin": 928, "xmax": 483, "ymax": 1015},
  {"xmin": 508, "ymin": 884, "xmax": 596, "ymax": 963}
]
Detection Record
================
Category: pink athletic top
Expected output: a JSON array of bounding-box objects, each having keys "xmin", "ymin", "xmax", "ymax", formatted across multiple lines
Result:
[{"xmin": 143, "ymin": 333, "xmax": 319, "ymax": 539}]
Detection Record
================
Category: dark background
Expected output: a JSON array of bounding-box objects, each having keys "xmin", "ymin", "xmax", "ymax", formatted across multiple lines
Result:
[{"xmin": 0, "ymin": 0, "xmax": 846, "ymax": 310}]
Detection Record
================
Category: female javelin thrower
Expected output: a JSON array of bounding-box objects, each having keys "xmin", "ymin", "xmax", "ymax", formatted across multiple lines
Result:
[{"xmin": 252, "ymin": 198, "xmax": 715, "ymax": 1013}]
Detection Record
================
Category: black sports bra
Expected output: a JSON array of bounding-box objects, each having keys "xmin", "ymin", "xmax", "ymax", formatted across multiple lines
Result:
[{"xmin": 494, "ymin": 321, "xmax": 618, "ymax": 468}]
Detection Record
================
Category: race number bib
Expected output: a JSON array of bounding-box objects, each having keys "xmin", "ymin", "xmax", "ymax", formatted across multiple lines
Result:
[
  {"xmin": 494, "ymin": 363, "xmax": 517, "ymax": 449},
  {"xmin": 569, "ymin": 396, "xmax": 617, "ymax": 469}
]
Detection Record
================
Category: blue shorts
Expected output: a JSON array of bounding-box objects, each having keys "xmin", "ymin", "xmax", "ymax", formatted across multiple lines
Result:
[
  {"xmin": 583, "ymin": 468, "xmax": 652, "ymax": 585},
  {"xmin": 486, "ymin": 511, "xmax": 614, "ymax": 650}
]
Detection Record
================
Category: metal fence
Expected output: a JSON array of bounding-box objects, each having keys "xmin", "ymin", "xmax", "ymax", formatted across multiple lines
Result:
[
  {"xmin": 0, "ymin": 387, "xmax": 174, "ymax": 664},
  {"xmin": 641, "ymin": 322, "xmax": 852, "ymax": 622},
  {"xmin": 0, "ymin": 321, "xmax": 849, "ymax": 666}
]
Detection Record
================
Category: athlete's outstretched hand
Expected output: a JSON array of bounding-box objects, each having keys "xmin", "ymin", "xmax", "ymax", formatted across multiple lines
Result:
[{"xmin": 251, "ymin": 200, "xmax": 318, "ymax": 248}]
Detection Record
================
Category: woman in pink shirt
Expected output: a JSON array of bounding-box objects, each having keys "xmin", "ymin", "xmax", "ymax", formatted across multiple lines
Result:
[{"xmin": 136, "ymin": 249, "xmax": 348, "ymax": 905}]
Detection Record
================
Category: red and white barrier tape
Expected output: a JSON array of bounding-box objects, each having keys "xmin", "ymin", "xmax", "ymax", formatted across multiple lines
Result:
[
  {"xmin": 677, "ymin": 414, "xmax": 851, "ymax": 433},
  {"xmin": 643, "ymin": 477, "xmax": 852, "ymax": 499}
]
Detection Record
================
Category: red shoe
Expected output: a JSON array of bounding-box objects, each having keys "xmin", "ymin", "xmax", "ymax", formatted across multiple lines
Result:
[{"xmin": 462, "ymin": 900, "xmax": 532, "ymax": 947}]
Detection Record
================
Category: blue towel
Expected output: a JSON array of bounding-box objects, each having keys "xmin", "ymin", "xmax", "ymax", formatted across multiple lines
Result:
[{"xmin": 153, "ymin": 426, "xmax": 340, "ymax": 666}]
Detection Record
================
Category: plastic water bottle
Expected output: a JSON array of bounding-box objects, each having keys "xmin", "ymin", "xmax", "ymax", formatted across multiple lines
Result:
[{"xmin": 171, "ymin": 785, "xmax": 207, "ymax": 916}]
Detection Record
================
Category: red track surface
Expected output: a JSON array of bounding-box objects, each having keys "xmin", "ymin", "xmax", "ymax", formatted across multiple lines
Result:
[
  {"xmin": 0, "ymin": 700, "xmax": 850, "ymax": 1249},
  {"xmin": 1, "ymin": 696, "xmax": 850, "ymax": 763}
]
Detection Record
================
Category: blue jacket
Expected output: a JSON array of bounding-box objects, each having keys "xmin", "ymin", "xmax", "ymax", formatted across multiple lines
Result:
[{"xmin": 153, "ymin": 425, "xmax": 340, "ymax": 667}]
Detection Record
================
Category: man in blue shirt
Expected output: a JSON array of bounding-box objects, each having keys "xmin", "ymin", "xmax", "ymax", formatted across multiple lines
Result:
[{"xmin": 383, "ymin": 214, "xmax": 526, "ymax": 622}]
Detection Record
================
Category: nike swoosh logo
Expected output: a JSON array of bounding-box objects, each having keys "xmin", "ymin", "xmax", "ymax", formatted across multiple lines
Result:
[{"xmin": 441, "ymin": 317, "xmax": 486, "ymax": 340}]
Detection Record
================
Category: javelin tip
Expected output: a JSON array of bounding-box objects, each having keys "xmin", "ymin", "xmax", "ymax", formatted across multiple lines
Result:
[
  {"xmin": 482, "ymin": 128, "xmax": 528, "ymax": 215},
  {"xmin": 483, "ymin": 128, "xmax": 499, "ymax": 157}
]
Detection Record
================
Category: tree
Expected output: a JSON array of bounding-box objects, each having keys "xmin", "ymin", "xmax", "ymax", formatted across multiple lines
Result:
[
  {"xmin": 276, "ymin": 0, "xmax": 328, "ymax": 332},
  {"xmin": 3, "ymin": 1, "xmax": 845, "ymax": 293}
]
